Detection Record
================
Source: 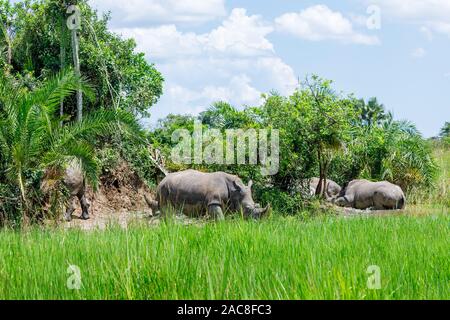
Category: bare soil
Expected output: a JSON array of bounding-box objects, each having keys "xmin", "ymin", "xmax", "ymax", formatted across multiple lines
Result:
[{"xmin": 63, "ymin": 161, "xmax": 155, "ymax": 230}]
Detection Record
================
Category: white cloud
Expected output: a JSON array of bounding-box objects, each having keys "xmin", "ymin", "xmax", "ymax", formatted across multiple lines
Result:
[
  {"xmin": 115, "ymin": 25, "xmax": 205, "ymax": 59},
  {"xmin": 152, "ymin": 56, "xmax": 297, "ymax": 117},
  {"xmin": 90, "ymin": 0, "xmax": 226, "ymax": 27},
  {"xmin": 115, "ymin": 9, "xmax": 298, "ymax": 119},
  {"xmin": 275, "ymin": 5, "xmax": 380, "ymax": 45},
  {"xmin": 201, "ymin": 75, "xmax": 263, "ymax": 106},
  {"xmin": 114, "ymin": 9, "xmax": 274, "ymax": 59},
  {"xmin": 205, "ymin": 8, "xmax": 274, "ymax": 57},
  {"xmin": 160, "ymin": 75, "xmax": 263, "ymax": 111},
  {"xmin": 411, "ymin": 47, "xmax": 426, "ymax": 58},
  {"xmin": 368, "ymin": 0, "xmax": 450, "ymax": 37},
  {"xmin": 368, "ymin": 0, "xmax": 450, "ymax": 21}
]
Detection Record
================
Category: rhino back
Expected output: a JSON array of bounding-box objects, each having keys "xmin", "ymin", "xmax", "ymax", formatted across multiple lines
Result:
[
  {"xmin": 351, "ymin": 180, "xmax": 405, "ymax": 209},
  {"xmin": 372, "ymin": 181, "xmax": 405, "ymax": 209},
  {"xmin": 157, "ymin": 170, "xmax": 232, "ymax": 208}
]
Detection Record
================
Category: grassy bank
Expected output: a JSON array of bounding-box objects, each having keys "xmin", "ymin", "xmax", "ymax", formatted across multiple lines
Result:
[{"xmin": 0, "ymin": 213, "xmax": 448, "ymax": 300}]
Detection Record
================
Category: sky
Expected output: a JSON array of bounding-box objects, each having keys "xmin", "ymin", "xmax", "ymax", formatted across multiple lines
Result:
[{"xmin": 80, "ymin": 1, "xmax": 450, "ymax": 136}]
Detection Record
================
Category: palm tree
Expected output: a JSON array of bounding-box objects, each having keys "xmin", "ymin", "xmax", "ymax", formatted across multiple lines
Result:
[
  {"xmin": 0, "ymin": 69, "xmax": 144, "ymax": 218},
  {"xmin": 440, "ymin": 122, "xmax": 450, "ymax": 138},
  {"xmin": 356, "ymin": 97, "xmax": 390, "ymax": 127}
]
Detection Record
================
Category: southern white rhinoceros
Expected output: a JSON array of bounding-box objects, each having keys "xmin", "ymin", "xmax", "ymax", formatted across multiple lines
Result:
[
  {"xmin": 41, "ymin": 161, "xmax": 90, "ymax": 221},
  {"xmin": 308, "ymin": 177, "xmax": 342, "ymax": 200},
  {"xmin": 335, "ymin": 179, "xmax": 406, "ymax": 210},
  {"xmin": 145, "ymin": 170, "xmax": 269, "ymax": 220}
]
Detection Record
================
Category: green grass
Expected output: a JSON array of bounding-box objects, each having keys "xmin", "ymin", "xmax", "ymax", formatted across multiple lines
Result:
[
  {"xmin": 408, "ymin": 145, "xmax": 450, "ymax": 207},
  {"xmin": 0, "ymin": 213, "xmax": 448, "ymax": 300}
]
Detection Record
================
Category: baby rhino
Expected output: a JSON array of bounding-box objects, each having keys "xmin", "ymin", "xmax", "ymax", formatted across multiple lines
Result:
[
  {"xmin": 335, "ymin": 179, "xmax": 406, "ymax": 210},
  {"xmin": 145, "ymin": 169, "xmax": 269, "ymax": 220}
]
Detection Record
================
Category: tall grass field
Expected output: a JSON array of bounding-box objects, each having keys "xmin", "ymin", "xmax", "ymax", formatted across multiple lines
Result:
[{"xmin": 0, "ymin": 213, "xmax": 448, "ymax": 300}]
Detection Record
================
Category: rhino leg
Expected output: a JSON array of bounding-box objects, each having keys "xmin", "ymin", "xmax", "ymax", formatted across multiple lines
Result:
[
  {"xmin": 208, "ymin": 204, "xmax": 224, "ymax": 221},
  {"xmin": 64, "ymin": 197, "xmax": 76, "ymax": 222},
  {"xmin": 79, "ymin": 194, "xmax": 90, "ymax": 220}
]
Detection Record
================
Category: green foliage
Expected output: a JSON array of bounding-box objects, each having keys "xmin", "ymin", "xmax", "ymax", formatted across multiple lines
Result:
[
  {"xmin": 200, "ymin": 101, "xmax": 257, "ymax": 129},
  {"xmin": 257, "ymin": 187, "xmax": 307, "ymax": 216},
  {"xmin": 259, "ymin": 76, "xmax": 356, "ymax": 195},
  {"xmin": 354, "ymin": 97, "xmax": 392, "ymax": 127},
  {"xmin": 408, "ymin": 141, "xmax": 450, "ymax": 206},
  {"xmin": 0, "ymin": 0, "xmax": 163, "ymax": 117},
  {"xmin": 97, "ymin": 134, "xmax": 160, "ymax": 188},
  {"xmin": 439, "ymin": 121, "xmax": 450, "ymax": 138},
  {"xmin": 0, "ymin": 69, "xmax": 144, "ymax": 224},
  {"xmin": 334, "ymin": 119, "xmax": 438, "ymax": 191}
]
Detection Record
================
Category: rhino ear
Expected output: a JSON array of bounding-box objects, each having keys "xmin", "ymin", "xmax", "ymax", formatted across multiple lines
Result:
[
  {"xmin": 233, "ymin": 180, "xmax": 243, "ymax": 191},
  {"xmin": 248, "ymin": 180, "xmax": 253, "ymax": 189}
]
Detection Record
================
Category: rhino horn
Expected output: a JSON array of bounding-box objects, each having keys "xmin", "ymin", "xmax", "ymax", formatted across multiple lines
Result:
[
  {"xmin": 144, "ymin": 194, "xmax": 159, "ymax": 212},
  {"xmin": 254, "ymin": 204, "xmax": 270, "ymax": 217}
]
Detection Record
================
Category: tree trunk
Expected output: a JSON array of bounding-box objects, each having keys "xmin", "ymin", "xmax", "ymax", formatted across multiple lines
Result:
[
  {"xmin": 60, "ymin": 11, "xmax": 66, "ymax": 126},
  {"xmin": 71, "ymin": 29, "xmax": 82, "ymax": 122},
  {"xmin": 316, "ymin": 148, "xmax": 324, "ymax": 196},
  {"xmin": 6, "ymin": 43, "xmax": 11, "ymax": 65},
  {"xmin": 322, "ymin": 160, "xmax": 330, "ymax": 199}
]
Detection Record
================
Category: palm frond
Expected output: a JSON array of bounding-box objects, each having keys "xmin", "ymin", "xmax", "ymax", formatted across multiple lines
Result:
[
  {"xmin": 42, "ymin": 141, "xmax": 99, "ymax": 190},
  {"xmin": 54, "ymin": 108, "xmax": 145, "ymax": 149},
  {"xmin": 31, "ymin": 69, "xmax": 94, "ymax": 124}
]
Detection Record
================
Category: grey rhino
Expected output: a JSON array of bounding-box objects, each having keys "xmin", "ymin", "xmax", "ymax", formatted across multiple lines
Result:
[
  {"xmin": 335, "ymin": 179, "xmax": 406, "ymax": 210},
  {"xmin": 308, "ymin": 177, "xmax": 342, "ymax": 201},
  {"xmin": 41, "ymin": 161, "xmax": 90, "ymax": 221},
  {"xmin": 145, "ymin": 169, "xmax": 269, "ymax": 220}
]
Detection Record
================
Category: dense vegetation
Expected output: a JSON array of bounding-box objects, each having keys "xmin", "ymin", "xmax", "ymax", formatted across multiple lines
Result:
[
  {"xmin": 0, "ymin": 0, "xmax": 447, "ymax": 224},
  {"xmin": 150, "ymin": 77, "xmax": 442, "ymax": 214},
  {"xmin": 0, "ymin": 0, "xmax": 159, "ymax": 225}
]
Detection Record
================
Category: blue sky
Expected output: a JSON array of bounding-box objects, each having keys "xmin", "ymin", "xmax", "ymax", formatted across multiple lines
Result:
[{"xmin": 88, "ymin": 0, "xmax": 450, "ymax": 137}]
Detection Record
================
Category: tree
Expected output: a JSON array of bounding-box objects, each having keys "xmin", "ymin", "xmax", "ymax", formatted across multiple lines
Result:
[
  {"xmin": 199, "ymin": 101, "xmax": 256, "ymax": 130},
  {"xmin": 0, "ymin": 69, "xmax": 143, "ymax": 222},
  {"xmin": 302, "ymin": 76, "xmax": 355, "ymax": 197},
  {"xmin": 0, "ymin": 0, "xmax": 15, "ymax": 68},
  {"xmin": 355, "ymin": 97, "xmax": 391, "ymax": 127}
]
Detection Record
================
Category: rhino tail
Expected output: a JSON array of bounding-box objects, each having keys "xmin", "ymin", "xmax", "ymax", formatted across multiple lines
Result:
[{"xmin": 144, "ymin": 194, "xmax": 159, "ymax": 213}]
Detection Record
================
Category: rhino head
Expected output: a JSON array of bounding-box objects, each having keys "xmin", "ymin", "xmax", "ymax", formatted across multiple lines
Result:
[{"xmin": 233, "ymin": 180, "xmax": 270, "ymax": 219}]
